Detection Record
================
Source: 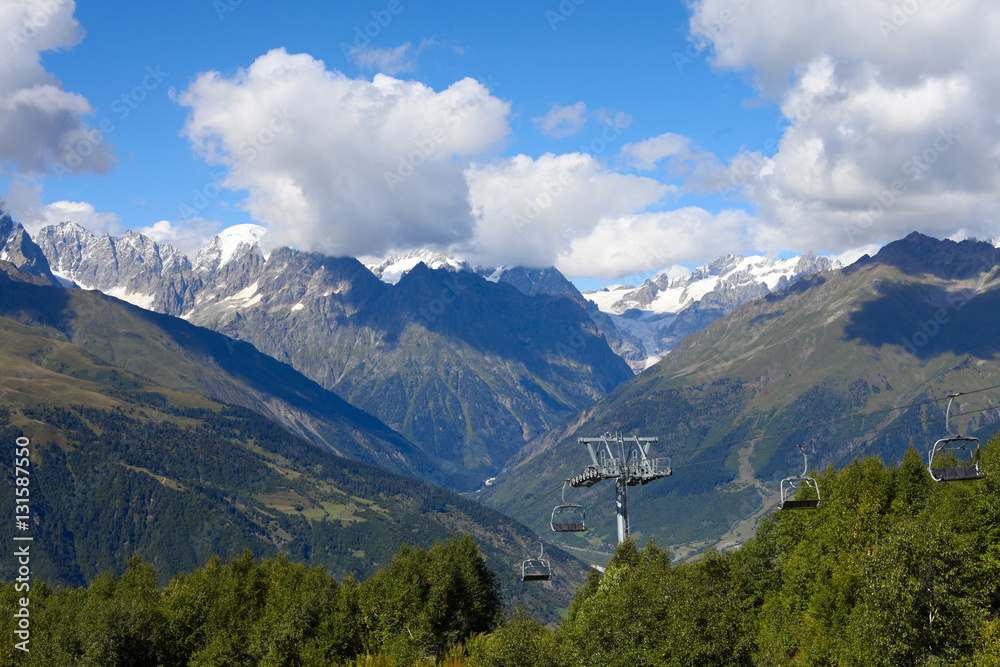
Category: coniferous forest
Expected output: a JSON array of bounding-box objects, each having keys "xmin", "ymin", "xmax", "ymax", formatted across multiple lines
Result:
[{"xmin": 2, "ymin": 439, "xmax": 999, "ymax": 666}]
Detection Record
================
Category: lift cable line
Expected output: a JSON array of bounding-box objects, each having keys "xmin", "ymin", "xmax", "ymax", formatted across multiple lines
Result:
[
  {"xmin": 663, "ymin": 384, "xmax": 1000, "ymax": 462},
  {"xmin": 507, "ymin": 385, "xmax": 999, "ymax": 522},
  {"xmin": 508, "ymin": 484, "xmax": 565, "ymax": 520},
  {"xmin": 532, "ymin": 403, "xmax": 993, "ymax": 532},
  {"xmin": 505, "ymin": 387, "xmax": 998, "ymax": 559},
  {"xmin": 668, "ymin": 405, "xmax": 996, "ymax": 473}
]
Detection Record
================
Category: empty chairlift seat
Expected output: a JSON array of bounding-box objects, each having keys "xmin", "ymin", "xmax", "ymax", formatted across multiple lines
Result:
[
  {"xmin": 779, "ymin": 445, "xmax": 821, "ymax": 510},
  {"xmin": 551, "ymin": 482, "xmax": 587, "ymax": 532},
  {"xmin": 928, "ymin": 395, "xmax": 987, "ymax": 483},
  {"xmin": 521, "ymin": 539, "xmax": 551, "ymax": 582}
]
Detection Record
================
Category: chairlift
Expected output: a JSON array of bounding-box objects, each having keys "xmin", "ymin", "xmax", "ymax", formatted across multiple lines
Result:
[
  {"xmin": 780, "ymin": 444, "xmax": 821, "ymax": 510},
  {"xmin": 551, "ymin": 481, "xmax": 586, "ymax": 532},
  {"xmin": 928, "ymin": 394, "xmax": 987, "ymax": 482},
  {"xmin": 521, "ymin": 538, "xmax": 551, "ymax": 582}
]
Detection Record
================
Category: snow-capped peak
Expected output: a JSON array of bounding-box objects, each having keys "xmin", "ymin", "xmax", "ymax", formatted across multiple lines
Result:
[
  {"xmin": 195, "ymin": 224, "xmax": 268, "ymax": 272},
  {"xmin": 364, "ymin": 249, "xmax": 471, "ymax": 284},
  {"xmin": 584, "ymin": 252, "xmax": 843, "ymax": 316}
]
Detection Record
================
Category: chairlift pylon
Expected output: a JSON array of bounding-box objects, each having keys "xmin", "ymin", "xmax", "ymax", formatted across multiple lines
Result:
[
  {"xmin": 521, "ymin": 538, "xmax": 551, "ymax": 582},
  {"xmin": 780, "ymin": 444, "xmax": 821, "ymax": 510},
  {"xmin": 928, "ymin": 394, "xmax": 987, "ymax": 482},
  {"xmin": 551, "ymin": 481, "xmax": 586, "ymax": 532}
]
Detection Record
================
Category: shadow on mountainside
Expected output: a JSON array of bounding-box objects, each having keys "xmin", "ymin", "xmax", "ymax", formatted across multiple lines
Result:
[{"xmin": 842, "ymin": 280, "xmax": 1000, "ymax": 361}]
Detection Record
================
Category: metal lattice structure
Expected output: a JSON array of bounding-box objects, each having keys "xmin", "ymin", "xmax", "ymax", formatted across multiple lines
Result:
[{"xmin": 567, "ymin": 433, "xmax": 672, "ymax": 544}]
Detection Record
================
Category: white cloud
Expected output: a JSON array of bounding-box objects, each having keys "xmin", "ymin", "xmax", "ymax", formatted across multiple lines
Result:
[
  {"xmin": 534, "ymin": 102, "xmax": 588, "ymax": 138},
  {"xmin": 4, "ymin": 180, "xmax": 121, "ymax": 236},
  {"xmin": 827, "ymin": 243, "xmax": 882, "ymax": 268},
  {"xmin": 11, "ymin": 194, "xmax": 120, "ymax": 237},
  {"xmin": 0, "ymin": 0, "xmax": 115, "ymax": 176},
  {"xmin": 137, "ymin": 218, "xmax": 219, "ymax": 260},
  {"xmin": 463, "ymin": 152, "xmax": 668, "ymax": 270},
  {"xmin": 687, "ymin": 0, "xmax": 1000, "ymax": 253},
  {"xmin": 178, "ymin": 48, "xmax": 510, "ymax": 258},
  {"xmin": 556, "ymin": 208, "xmax": 753, "ymax": 279},
  {"xmin": 621, "ymin": 132, "xmax": 694, "ymax": 170}
]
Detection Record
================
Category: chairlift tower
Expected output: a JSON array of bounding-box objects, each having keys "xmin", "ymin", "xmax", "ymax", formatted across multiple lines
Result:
[{"xmin": 567, "ymin": 433, "xmax": 672, "ymax": 545}]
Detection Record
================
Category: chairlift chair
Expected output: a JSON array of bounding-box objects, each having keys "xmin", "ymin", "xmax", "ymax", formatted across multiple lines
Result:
[
  {"xmin": 779, "ymin": 445, "xmax": 821, "ymax": 510},
  {"xmin": 928, "ymin": 394, "xmax": 987, "ymax": 482},
  {"xmin": 551, "ymin": 481, "xmax": 586, "ymax": 532},
  {"xmin": 521, "ymin": 538, "xmax": 551, "ymax": 582}
]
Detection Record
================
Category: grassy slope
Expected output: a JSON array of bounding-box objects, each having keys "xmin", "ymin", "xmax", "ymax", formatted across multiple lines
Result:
[
  {"xmin": 479, "ymin": 259, "xmax": 1000, "ymax": 562},
  {"xmin": 0, "ymin": 270, "xmax": 588, "ymax": 620}
]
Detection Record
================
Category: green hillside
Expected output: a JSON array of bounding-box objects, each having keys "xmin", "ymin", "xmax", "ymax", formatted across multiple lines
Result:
[
  {"xmin": 0, "ymin": 265, "xmax": 587, "ymax": 619},
  {"xmin": 480, "ymin": 234, "xmax": 1000, "ymax": 562}
]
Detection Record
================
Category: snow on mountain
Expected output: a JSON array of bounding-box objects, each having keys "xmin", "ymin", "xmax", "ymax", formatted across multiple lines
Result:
[
  {"xmin": 194, "ymin": 224, "xmax": 268, "ymax": 273},
  {"xmin": 363, "ymin": 250, "xmax": 471, "ymax": 284},
  {"xmin": 585, "ymin": 252, "xmax": 841, "ymax": 316},
  {"xmin": 584, "ymin": 252, "xmax": 844, "ymax": 369}
]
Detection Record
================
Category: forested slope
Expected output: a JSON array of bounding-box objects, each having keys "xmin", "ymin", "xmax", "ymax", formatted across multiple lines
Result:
[{"xmin": 3, "ymin": 441, "xmax": 998, "ymax": 665}]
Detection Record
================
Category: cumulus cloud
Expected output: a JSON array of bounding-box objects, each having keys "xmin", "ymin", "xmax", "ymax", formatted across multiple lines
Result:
[
  {"xmin": 460, "ymin": 151, "xmax": 742, "ymax": 277},
  {"xmin": 686, "ymin": 0, "xmax": 1000, "ymax": 253},
  {"xmin": 8, "ymin": 186, "xmax": 121, "ymax": 236},
  {"xmin": 0, "ymin": 0, "xmax": 115, "ymax": 176},
  {"xmin": 556, "ymin": 208, "xmax": 754, "ymax": 279},
  {"xmin": 138, "ymin": 218, "xmax": 219, "ymax": 259},
  {"xmin": 176, "ymin": 49, "xmax": 755, "ymax": 279},
  {"xmin": 177, "ymin": 48, "xmax": 510, "ymax": 258},
  {"xmin": 463, "ymin": 152, "xmax": 666, "ymax": 268},
  {"xmin": 4, "ymin": 180, "xmax": 122, "ymax": 235},
  {"xmin": 534, "ymin": 102, "xmax": 588, "ymax": 138},
  {"xmin": 621, "ymin": 133, "xmax": 692, "ymax": 170}
]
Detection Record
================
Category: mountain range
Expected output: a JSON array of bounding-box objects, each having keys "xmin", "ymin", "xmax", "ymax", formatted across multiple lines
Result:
[
  {"xmin": 479, "ymin": 232, "xmax": 1000, "ymax": 560},
  {"xmin": 0, "ymin": 233, "xmax": 587, "ymax": 618},
  {"xmin": 19, "ymin": 209, "xmax": 1000, "ymax": 566},
  {"xmin": 33, "ymin": 222, "xmax": 633, "ymax": 490}
]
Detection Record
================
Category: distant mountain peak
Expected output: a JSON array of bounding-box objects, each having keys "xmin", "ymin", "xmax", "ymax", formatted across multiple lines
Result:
[
  {"xmin": 863, "ymin": 231, "xmax": 1000, "ymax": 280},
  {"xmin": 0, "ymin": 213, "xmax": 57, "ymax": 284},
  {"xmin": 194, "ymin": 224, "xmax": 268, "ymax": 273},
  {"xmin": 363, "ymin": 249, "xmax": 471, "ymax": 284}
]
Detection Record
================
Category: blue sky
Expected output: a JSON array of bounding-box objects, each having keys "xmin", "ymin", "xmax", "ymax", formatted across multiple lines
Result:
[{"xmin": 2, "ymin": 0, "xmax": 997, "ymax": 286}]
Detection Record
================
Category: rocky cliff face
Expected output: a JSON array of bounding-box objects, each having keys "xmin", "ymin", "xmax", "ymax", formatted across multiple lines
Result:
[
  {"xmin": 34, "ymin": 222, "xmax": 203, "ymax": 314},
  {"xmin": 0, "ymin": 214, "xmax": 57, "ymax": 284},
  {"xmin": 35, "ymin": 221, "xmax": 632, "ymax": 490}
]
